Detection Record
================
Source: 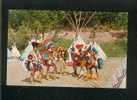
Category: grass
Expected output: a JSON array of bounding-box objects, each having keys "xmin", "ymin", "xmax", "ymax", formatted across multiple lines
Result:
[
  {"xmin": 19, "ymin": 36, "xmax": 127, "ymax": 58},
  {"xmin": 52, "ymin": 38, "xmax": 73, "ymax": 49},
  {"xmin": 53, "ymin": 37, "xmax": 127, "ymax": 57},
  {"xmin": 100, "ymin": 39, "xmax": 127, "ymax": 57}
]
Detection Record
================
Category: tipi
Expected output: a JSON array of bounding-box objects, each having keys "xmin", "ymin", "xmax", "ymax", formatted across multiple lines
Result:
[
  {"xmin": 7, "ymin": 48, "xmax": 12, "ymax": 58},
  {"xmin": 65, "ymin": 11, "xmax": 96, "ymax": 62},
  {"xmin": 67, "ymin": 35, "xmax": 87, "ymax": 62},
  {"xmin": 20, "ymin": 41, "xmax": 33, "ymax": 60},
  {"xmin": 11, "ymin": 44, "xmax": 20, "ymax": 58},
  {"xmin": 7, "ymin": 56, "xmax": 28, "ymax": 82}
]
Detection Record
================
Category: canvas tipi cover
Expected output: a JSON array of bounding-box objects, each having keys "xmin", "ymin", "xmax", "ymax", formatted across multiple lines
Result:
[
  {"xmin": 7, "ymin": 57, "xmax": 28, "ymax": 82},
  {"xmin": 87, "ymin": 42, "xmax": 107, "ymax": 61},
  {"xmin": 7, "ymin": 48, "xmax": 12, "ymax": 58},
  {"xmin": 11, "ymin": 45, "xmax": 20, "ymax": 58},
  {"xmin": 20, "ymin": 41, "xmax": 33, "ymax": 60},
  {"xmin": 67, "ymin": 35, "xmax": 87, "ymax": 62}
]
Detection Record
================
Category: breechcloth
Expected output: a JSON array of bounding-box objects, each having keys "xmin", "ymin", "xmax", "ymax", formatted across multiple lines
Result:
[{"xmin": 80, "ymin": 60, "xmax": 86, "ymax": 67}]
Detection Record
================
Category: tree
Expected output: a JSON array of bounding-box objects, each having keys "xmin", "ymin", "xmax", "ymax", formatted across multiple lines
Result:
[
  {"xmin": 8, "ymin": 27, "xmax": 16, "ymax": 48},
  {"xmin": 8, "ymin": 10, "xmax": 128, "ymax": 50}
]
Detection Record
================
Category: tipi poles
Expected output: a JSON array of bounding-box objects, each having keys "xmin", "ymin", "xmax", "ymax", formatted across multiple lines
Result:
[{"xmin": 65, "ymin": 11, "xmax": 96, "ymax": 37}]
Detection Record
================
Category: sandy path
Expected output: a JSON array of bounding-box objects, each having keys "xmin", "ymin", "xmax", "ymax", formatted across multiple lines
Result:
[{"xmin": 6, "ymin": 57, "xmax": 125, "ymax": 88}]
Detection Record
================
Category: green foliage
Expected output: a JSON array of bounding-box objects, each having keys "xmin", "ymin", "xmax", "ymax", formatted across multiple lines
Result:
[
  {"xmin": 9, "ymin": 10, "xmax": 65, "ymax": 32},
  {"xmin": 8, "ymin": 28, "xmax": 16, "ymax": 48},
  {"xmin": 8, "ymin": 24, "xmax": 32, "ymax": 50},
  {"xmin": 8, "ymin": 10, "xmax": 66, "ymax": 49},
  {"xmin": 90, "ymin": 12, "xmax": 128, "ymax": 30},
  {"xmin": 100, "ymin": 39, "xmax": 127, "ymax": 57},
  {"xmin": 52, "ymin": 38, "xmax": 73, "ymax": 49},
  {"xmin": 8, "ymin": 10, "xmax": 128, "ymax": 51},
  {"xmin": 16, "ymin": 24, "xmax": 32, "ymax": 50},
  {"xmin": 9, "ymin": 10, "xmax": 128, "ymax": 32}
]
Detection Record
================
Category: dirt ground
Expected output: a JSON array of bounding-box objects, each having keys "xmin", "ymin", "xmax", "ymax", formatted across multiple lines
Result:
[{"xmin": 6, "ymin": 57, "xmax": 126, "ymax": 88}]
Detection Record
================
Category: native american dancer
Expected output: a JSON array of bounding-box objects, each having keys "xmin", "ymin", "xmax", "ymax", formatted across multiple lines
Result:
[
  {"xmin": 84, "ymin": 50, "xmax": 99, "ymax": 80},
  {"xmin": 25, "ymin": 50, "xmax": 43, "ymax": 83},
  {"xmin": 70, "ymin": 46, "xmax": 99, "ymax": 80},
  {"xmin": 40, "ymin": 48, "xmax": 57, "ymax": 80},
  {"xmin": 70, "ymin": 47, "xmax": 81, "ymax": 76},
  {"xmin": 25, "ymin": 40, "xmax": 43, "ymax": 83},
  {"xmin": 55, "ymin": 46, "xmax": 68, "ymax": 74}
]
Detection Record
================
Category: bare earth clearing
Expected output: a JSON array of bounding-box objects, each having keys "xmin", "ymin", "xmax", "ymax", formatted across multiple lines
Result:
[{"xmin": 7, "ymin": 57, "xmax": 125, "ymax": 88}]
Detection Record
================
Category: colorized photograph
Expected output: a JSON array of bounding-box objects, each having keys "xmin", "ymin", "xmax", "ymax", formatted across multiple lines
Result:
[{"xmin": 7, "ymin": 10, "xmax": 127, "ymax": 88}]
